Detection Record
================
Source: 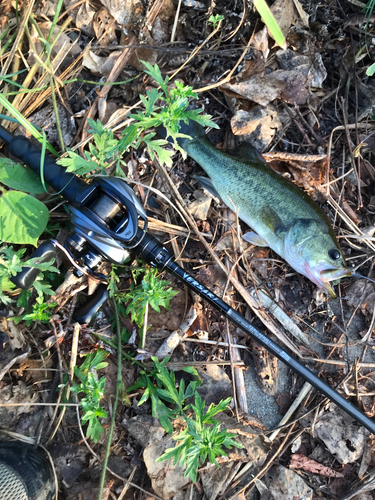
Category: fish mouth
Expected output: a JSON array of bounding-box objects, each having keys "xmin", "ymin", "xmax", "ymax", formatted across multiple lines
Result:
[{"xmin": 303, "ymin": 264, "xmax": 352, "ymax": 298}]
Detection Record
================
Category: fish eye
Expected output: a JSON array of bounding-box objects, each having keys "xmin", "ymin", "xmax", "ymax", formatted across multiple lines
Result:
[{"xmin": 328, "ymin": 249, "xmax": 340, "ymax": 260}]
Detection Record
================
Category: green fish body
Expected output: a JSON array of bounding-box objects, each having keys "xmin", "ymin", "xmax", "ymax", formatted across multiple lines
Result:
[{"xmin": 168, "ymin": 121, "xmax": 350, "ymax": 296}]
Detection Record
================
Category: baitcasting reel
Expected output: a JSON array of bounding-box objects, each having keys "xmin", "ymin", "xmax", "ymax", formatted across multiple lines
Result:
[{"xmin": 0, "ymin": 126, "xmax": 150, "ymax": 322}]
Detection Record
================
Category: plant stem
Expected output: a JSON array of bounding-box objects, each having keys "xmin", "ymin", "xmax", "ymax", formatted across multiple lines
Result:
[{"xmin": 97, "ymin": 300, "xmax": 122, "ymax": 500}]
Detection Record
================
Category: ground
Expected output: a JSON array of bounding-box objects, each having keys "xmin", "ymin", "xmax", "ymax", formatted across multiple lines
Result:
[{"xmin": 1, "ymin": 0, "xmax": 375, "ymax": 499}]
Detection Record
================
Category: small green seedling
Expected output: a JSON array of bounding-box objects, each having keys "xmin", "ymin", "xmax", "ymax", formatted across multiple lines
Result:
[
  {"xmin": 71, "ymin": 349, "xmax": 109, "ymax": 442},
  {"xmin": 124, "ymin": 268, "xmax": 178, "ymax": 328},
  {"xmin": 128, "ymin": 356, "xmax": 202, "ymax": 434},
  {"xmin": 157, "ymin": 393, "xmax": 243, "ymax": 483},
  {"xmin": 13, "ymin": 296, "xmax": 58, "ymax": 326},
  {"xmin": 208, "ymin": 14, "xmax": 224, "ymax": 29}
]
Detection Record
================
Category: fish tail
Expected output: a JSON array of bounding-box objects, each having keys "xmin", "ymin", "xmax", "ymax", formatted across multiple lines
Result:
[{"xmin": 157, "ymin": 119, "xmax": 205, "ymax": 149}]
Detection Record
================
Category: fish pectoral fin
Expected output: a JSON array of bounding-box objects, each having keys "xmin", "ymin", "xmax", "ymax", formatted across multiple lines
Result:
[
  {"xmin": 242, "ymin": 231, "xmax": 269, "ymax": 247},
  {"xmin": 260, "ymin": 206, "xmax": 287, "ymax": 235},
  {"xmin": 194, "ymin": 175, "xmax": 221, "ymax": 200}
]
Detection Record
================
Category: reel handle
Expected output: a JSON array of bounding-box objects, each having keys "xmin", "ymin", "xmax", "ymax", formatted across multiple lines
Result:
[
  {"xmin": 73, "ymin": 284, "xmax": 109, "ymax": 324},
  {"xmin": 11, "ymin": 241, "xmax": 57, "ymax": 290}
]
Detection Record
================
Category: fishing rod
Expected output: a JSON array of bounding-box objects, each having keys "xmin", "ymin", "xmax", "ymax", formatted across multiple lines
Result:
[{"xmin": 1, "ymin": 124, "xmax": 375, "ymax": 435}]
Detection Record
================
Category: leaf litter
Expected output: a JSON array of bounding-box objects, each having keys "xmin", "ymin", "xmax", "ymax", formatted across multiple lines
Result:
[{"xmin": 2, "ymin": 0, "xmax": 375, "ymax": 498}]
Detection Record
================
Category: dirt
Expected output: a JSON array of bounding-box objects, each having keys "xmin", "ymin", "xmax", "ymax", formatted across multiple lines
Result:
[{"xmin": 1, "ymin": 0, "xmax": 375, "ymax": 499}]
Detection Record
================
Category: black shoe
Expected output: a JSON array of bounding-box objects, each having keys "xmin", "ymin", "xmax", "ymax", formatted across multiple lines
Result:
[{"xmin": 0, "ymin": 441, "xmax": 56, "ymax": 500}]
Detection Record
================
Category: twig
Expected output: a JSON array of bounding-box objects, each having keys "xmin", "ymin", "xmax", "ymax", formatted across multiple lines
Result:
[
  {"xmin": 0, "ymin": 0, "xmax": 36, "ymax": 77},
  {"xmin": 47, "ymin": 322, "xmax": 80, "ymax": 444},
  {"xmin": 97, "ymin": 300, "xmax": 122, "ymax": 500},
  {"xmin": 170, "ymin": 0, "xmax": 182, "ymax": 43},
  {"xmin": 268, "ymin": 381, "xmax": 312, "ymax": 441}
]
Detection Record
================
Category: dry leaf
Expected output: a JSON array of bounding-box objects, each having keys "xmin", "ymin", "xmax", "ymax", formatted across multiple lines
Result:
[
  {"xmin": 290, "ymin": 454, "xmax": 344, "ymax": 478},
  {"xmin": 187, "ymin": 190, "xmax": 212, "ymax": 220},
  {"xmin": 251, "ymin": 26, "xmax": 269, "ymax": 59},
  {"xmin": 222, "ymin": 75, "xmax": 286, "ymax": 106},
  {"xmin": 231, "ymin": 107, "xmax": 282, "ymax": 152},
  {"xmin": 93, "ymin": 8, "xmax": 118, "ymax": 46},
  {"xmin": 63, "ymin": 0, "xmax": 96, "ymax": 36},
  {"xmin": 82, "ymin": 50, "xmax": 119, "ymax": 76},
  {"xmin": 292, "ymin": 0, "xmax": 309, "ymax": 26},
  {"xmin": 99, "ymin": 0, "xmax": 142, "ymax": 26},
  {"xmin": 270, "ymin": 0, "xmax": 296, "ymax": 38},
  {"xmin": 267, "ymin": 157, "xmax": 327, "ymax": 196}
]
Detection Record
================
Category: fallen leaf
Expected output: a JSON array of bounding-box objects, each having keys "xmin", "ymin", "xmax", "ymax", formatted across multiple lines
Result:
[
  {"xmin": 264, "ymin": 465, "xmax": 313, "ymax": 500},
  {"xmin": 82, "ymin": 50, "xmax": 119, "ymax": 76},
  {"xmin": 93, "ymin": 8, "xmax": 118, "ymax": 46},
  {"xmin": 222, "ymin": 75, "xmax": 286, "ymax": 106},
  {"xmin": 292, "ymin": 0, "xmax": 309, "ymax": 27},
  {"xmin": 314, "ymin": 403, "xmax": 369, "ymax": 464},
  {"xmin": 99, "ymin": 0, "xmax": 143, "ymax": 26},
  {"xmin": 231, "ymin": 107, "xmax": 282, "ymax": 152},
  {"xmin": 187, "ymin": 190, "xmax": 212, "ymax": 220},
  {"xmin": 251, "ymin": 26, "xmax": 269, "ymax": 59},
  {"xmin": 290, "ymin": 454, "xmax": 344, "ymax": 478},
  {"xmin": 270, "ymin": 0, "xmax": 296, "ymax": 39},
  {"xmin": 266, "ymin": 157, "xmax": 327, "ymax": 197}
]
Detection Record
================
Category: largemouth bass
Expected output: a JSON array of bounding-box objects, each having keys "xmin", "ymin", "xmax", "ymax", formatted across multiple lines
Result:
[{"xmin": 160, "ymin": 121, "xmax": 351, "ymax": 297}]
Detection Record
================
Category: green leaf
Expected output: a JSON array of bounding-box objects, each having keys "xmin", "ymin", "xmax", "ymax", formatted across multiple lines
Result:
[
  {"xmin": 0, "ymin": 191, "xmax": 49, "ymax": 246},
  {"xmin": 253, "ymin": 0, "xmax": 287, "ymax": 49},
  {"xmin": 0, "ymin": 158, "xmax": 46, "ymax": 193},
  {"xmin": 367, "ymin": 62, "xmax": 375, "ymax": 76},
  {"xmin": 57, "ymin": 150, "xmax": 99, "ymax": 175}
]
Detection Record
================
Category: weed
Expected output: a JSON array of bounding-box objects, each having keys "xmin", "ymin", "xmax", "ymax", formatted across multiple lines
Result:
[
  {"xmin": 130, "ymin": 357, "xmax": 243, "ymax": 482},
  {"xmin": 156, "ymin": 393, "xmax": 243, "ymax": 483},
  {"xmin": 58, "ymin": 119, "xmax": 119, "ymax": 176},
  {"xmin": 128, "ymin": 356, "xmax": 202, "ymax": 434},
  {"xmin": 124, "ymin": 268, "xmax": 178, "ymax": 328},
  {"xmin": 13, "ymin": 296, "xmax": 58, "ymax": 326},
  {"xmin": 57, "ymin": 62, "xmax": 218, "ymax": 174},
  {"xmin": 208, "ymin": 14, "xmax": 224, "ymax": 29},
  {"xmin": 70, "ymin": 349, "xmax": 109, "ymax": 443}
]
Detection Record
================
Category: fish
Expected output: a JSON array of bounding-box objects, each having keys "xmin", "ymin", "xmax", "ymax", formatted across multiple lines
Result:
[{"xmin": 159, "ymin": 120, "xmax": 351, "ymax": 297}]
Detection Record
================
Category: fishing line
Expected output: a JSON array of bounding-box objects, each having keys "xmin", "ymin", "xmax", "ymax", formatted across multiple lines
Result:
[{"xmin": 351, "ymin": 273, "xmax": 375, "ymax": 285}]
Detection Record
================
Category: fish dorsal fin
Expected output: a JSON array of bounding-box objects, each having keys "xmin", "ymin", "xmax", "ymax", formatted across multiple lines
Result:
[
  {"xmin": 228, "ymin": 142, "xmax": 267, "ymax": 164},
  {"xmin": 260, "ymin": 206, "xmax": 287, "ymax": 235},
  {"xmin": 194, "ymin": 175, "xmax": 221, "ymax": 200}
]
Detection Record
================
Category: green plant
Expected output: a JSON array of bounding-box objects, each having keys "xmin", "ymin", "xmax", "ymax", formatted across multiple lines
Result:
[
  {"xmin": 208, "ymin": 14, "xmax": 224, "ymax": 29},
  {"xmin": 156, "ymin": 393, "xmax": 243, "ymax": 483},
  {"xmin": 124, "ymin": 267, "xmax": 178, "ymax": 328},
  {"xmin": 70, "ymin": 349, "xmax": 109, "ymax": 442},
  {"xmin": 128, "ymin": 356, "xmax": 202, "ymax": 434},
  {"xmin": 13, "ymin": 295, "xmax": 58, "ymax": 326},
  {"xmin": 57, "ymin": 62, "xmax": 218, "ymax": 174},
  {"xmin": 58, "ymin": 119, "xmax": 119, "ymax": 176},
  {"xmin": 0, "ymin": 156, "xmax": 50, "ymax": 245},
  {"xmin": 0, "ymin": 244, "xmax": 58, "ymax": 305},
  {"xmin": 253, "ymin": 0, "xmax": 286, "ymax": 49}
]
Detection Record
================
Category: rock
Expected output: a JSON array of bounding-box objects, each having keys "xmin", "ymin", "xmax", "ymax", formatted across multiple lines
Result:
[
  {"xmin": 264, "ymin": 465, "xmax": 313, "ymax": 500},
  {"xmin": 143, "ymin": 435, "xmax": 190, "ymax": 499},
  {"xmin": 196, "ymin": 364, "xmax": 233, "ymax": 405}
]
